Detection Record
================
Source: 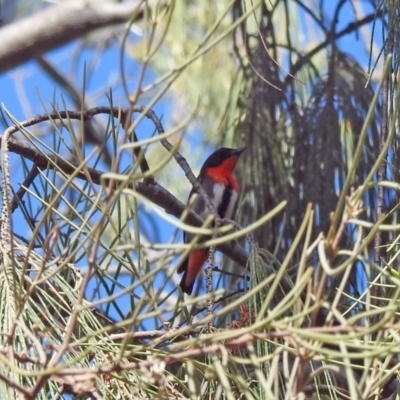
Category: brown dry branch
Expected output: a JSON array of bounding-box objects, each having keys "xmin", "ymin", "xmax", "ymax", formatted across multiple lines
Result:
[
  {"xmin": 0, "ymin": 371, "xmax": 32, "ymax": 398},
  {"xmin": 1, "ymin": 303, "xmax": 399, "ymax": 398},
  {"xmin": 39, "ymin": 324, "xmax": 399, "ymax": 399},
  {"xmin": 102, "ymin": 322, "xmax": 400, "ymax": 353}
]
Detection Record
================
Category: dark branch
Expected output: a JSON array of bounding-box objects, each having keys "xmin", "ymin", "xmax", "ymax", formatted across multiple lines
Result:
[
  {"xmin": 284, "ymin": 10, "xmax": 386, "ymax": 87},
  {"xmin": 36, "ymin": 56, "xmax": 113, "ymax": 165}
]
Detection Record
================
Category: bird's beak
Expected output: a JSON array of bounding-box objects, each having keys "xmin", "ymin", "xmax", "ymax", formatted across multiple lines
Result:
[{"xmin": 234, "ymin": 147, "xmax": 246, "ymax": 156}]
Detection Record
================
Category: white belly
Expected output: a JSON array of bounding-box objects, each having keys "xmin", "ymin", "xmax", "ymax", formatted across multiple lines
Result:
[{"xmin": 212, "ymin": 183, "xmax": 238, "ymax": 219}]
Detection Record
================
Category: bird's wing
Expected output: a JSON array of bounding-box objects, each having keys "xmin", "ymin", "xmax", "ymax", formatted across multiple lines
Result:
[
  {"xmin": 178, "ymin": 176, "xmax": 212, "ymax": 274},
  {"xmin": 182, "ymin": 175, "xmax": 216, "ymax": 242}
]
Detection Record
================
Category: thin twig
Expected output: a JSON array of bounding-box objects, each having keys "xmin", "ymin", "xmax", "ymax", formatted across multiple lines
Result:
[
  {"xmin": 0, "ymin": 371, "xmax": 32, "ymax": 397},
  {"xmin": 10, "ymin": 163, "xmax": 40, "ymax": 213},
  {"xmin": 373, "ymin": 3, "xmax": 392, "ymax": 323},
  {"xmin": 212, "ymin": 266, "xmax": 249, "ymax": 280},
  {"xmin": 283, "ymin": 10, "xmax": 386, "ymax": 89},
  {"xmin": 206, "ymin": 244, "xmax": 216, "ymax": 332}
]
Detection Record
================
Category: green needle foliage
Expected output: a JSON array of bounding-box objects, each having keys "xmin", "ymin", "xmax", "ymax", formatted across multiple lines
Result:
[{"xmin": 0, "ymin": 0, "xmax": 400, "ymax": 399}]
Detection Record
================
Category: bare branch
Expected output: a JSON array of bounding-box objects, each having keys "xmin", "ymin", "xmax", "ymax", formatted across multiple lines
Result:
[{"xmin": 0, "ymin": 1, "xmax": 143, "ymax": 74}]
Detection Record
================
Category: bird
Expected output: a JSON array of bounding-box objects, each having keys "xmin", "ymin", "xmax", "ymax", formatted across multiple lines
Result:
[{"xmin": 178, "ymin": 147, "xmax": 245, "ymax": 295}]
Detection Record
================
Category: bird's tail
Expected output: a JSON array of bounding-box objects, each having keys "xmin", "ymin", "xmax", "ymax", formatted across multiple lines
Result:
[
  {"xmin": 179, "ymin": 269, "xmax": 195, "ymax": 295},
  {"xmin": 178, "ymin": 250, "xmax": 208, "ymax": 295}
]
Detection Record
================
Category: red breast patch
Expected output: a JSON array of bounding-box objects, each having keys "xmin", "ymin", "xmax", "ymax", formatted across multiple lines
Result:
[{"xmin": 204, "ymin": 157, "xmax": 240, "ymax": 192}]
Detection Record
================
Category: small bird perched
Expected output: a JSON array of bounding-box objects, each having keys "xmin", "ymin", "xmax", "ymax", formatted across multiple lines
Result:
[{"xmin": 178, "ymin": 147, "xmax": 245, "ymax": 295}]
